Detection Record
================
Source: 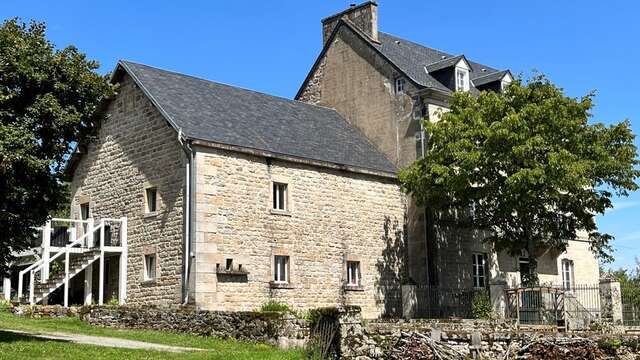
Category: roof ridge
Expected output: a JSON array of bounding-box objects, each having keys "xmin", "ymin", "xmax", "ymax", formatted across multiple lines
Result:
[
  {"xmin": 119, "ymin": 60, "xmax": 343, "ymax": 115},
  {"xmin": 378, "ymin": 31, "xmax": 453, "ymax": 58}
]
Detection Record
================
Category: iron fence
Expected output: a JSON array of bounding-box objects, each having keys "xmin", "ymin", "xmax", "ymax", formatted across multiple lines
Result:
[
  {"xmin": 621, "ymin": 284, "xmax": 640, "ymax": 327},
  {"xmin": 505, "ymin": 284, "xmax": 601, "ymax": 330},
  {"xmin": 415, "ymin": 286, "xmax": 484, "ymax": 319}
]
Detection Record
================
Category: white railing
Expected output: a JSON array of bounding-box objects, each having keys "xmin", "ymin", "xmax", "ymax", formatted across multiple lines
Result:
[{"xmin": 17, "ymin": 217, "xmax": 127, "ymax": 306}]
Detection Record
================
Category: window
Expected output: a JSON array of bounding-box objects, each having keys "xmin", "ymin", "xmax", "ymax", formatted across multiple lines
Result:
[
  {"xmin": 415, "ymin": 124, "xmax": 426, "ymax": 158},
  {"xmin": 472, "ymin": 253, "xmax": 487, "ymax": 288},
  {"xmin": 144, "ymin": 254, "xmax": 156, "ymax": 281},
  {"xmin": 562, "ymin": 259, "xmax": 574, "ymax": 290},
  {"xmin": 80, "ymin": 202, "xmax": 90, "ymax": 234},
  {"xmin": 273, "ymin": 255, "xmax": 289, "ymax": 283},
  {"xmin": 272, "ymin": 183, "xmax": 288, "ymax": 211},
  {"xmin": 519, "ymin": 257, "xmax": 530, "ymax": 284},
  {"xmin": 501, "ymin": 80, "xmax": 511, "ymax": 92},
  {"xmin": 347, "ymin": 261, "xmax": 361, "ymax": 286},
  {"xmin": 145, "ymin": 187, "xmax": 157, "ymax": 213},
  {"xmin": 395, "ymin": 78, "xmax": 405, "ymax": 94},
  {"xmin": 456, "ymin": 69, "xmax": 469, "ymax": 92}
]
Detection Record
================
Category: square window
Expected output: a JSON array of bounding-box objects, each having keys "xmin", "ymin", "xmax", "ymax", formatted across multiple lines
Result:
[
  {"xmin": 272, "ymin": 183, "xmax": 288, "ymax": 211},
  {"xmin": 395, "ymin": 78, "xmax": 406, "ymax": 94},
  {"xmin": 472, "ymin": 253, "xmax": 487, "ymax": 288},
  {"xmin": 273, "ymin": 255, "xmax": 289, "ymax": 283},
  {"xmin": 145, "ymin": 188, "xmax": 157, "ymax": 213},
  {"xmin": 347, "ymin": 261, "xmax": 361, "ymax": 286},
  {"xmin": 144, "ymin": 254, "xmax": 156, "ymax": 281}
]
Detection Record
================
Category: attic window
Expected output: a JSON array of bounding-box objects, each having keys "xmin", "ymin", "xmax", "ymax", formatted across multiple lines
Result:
[
  {"xmin": 395, "ymin": 78, "xmax": 406, "ymax": 94},
  {"xmin": 456, "ymin": 69, "xmax": 470, "ymax": 92}
]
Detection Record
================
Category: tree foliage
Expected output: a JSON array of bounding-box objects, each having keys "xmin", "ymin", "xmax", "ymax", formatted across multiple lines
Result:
[
  {"xmin": 400, "ymin": 75, "xmax": 639, "ymax": 284},
  {"xmin": 0, "ymin": 18, "xmax": 114, "ymax": 275}
]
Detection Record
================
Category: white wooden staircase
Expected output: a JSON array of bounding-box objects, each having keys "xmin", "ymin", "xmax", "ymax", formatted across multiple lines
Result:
[{"xmin": 16, "ymin": 217, "xmax": 128, "ymax": 306}]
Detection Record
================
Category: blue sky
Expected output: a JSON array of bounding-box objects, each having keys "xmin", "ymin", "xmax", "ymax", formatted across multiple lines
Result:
[{"xmin": 4, "ymin": 1, "xmax": 639, "ymax": 269}]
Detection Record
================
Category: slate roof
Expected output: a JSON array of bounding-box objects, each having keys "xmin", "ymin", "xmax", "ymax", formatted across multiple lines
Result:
[
  {"xmin": 118, "ymin": 61, "xmax": 397, "ymax": 175},
  {"xmin": 471, "ymin": 70, "xmax": 512, "ymax": 87},
  {"xmin": 369, "ymin": 30, "xmax": 505, "ymax": 94}
]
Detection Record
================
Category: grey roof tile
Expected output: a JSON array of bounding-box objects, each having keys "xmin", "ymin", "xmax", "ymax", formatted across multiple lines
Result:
[
  {"xmin": 372, "ymin": 31, "xmax": 505, "ymax": 93},
  {"xmin": 120, "ymin": 61, "xmax": 397, "ymax": 175}
]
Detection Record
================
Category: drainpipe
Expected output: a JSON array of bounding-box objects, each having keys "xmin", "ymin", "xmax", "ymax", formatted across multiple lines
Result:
[{"xmin": 178, "ymin": 129, "xmax": 195, "ymax": 304}]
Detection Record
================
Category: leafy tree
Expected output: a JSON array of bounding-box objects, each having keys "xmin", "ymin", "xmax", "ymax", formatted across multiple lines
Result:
[
  {"xmin": 0, "ymin": 18, "xmax": 114, "ymax": 276},
  {"xmin": 400, "ymin": 75, "xmax": 639, "ymax": 285}
]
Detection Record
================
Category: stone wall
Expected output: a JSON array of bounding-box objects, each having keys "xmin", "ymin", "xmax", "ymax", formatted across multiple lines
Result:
[
  {"xmin": 83, "ymin": 305, "xmax": 308, "ymax": 348},
  {"xmin": 70, "ymin": 74, "xmax": 186, "ymax": 305},
  {"xmin": 297, "ymin": 22, "xmax": 428, "ymax": 287},
  {"xmin": 192, "ymin": 146, "xmax": 406, "ymax": 318}
]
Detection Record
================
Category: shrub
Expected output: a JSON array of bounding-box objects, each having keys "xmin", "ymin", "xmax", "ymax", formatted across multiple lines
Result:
[
  {"xmin": 0, "ymin": 299, "xmax": 12, "ymax": 311},
  {"xmin": 472, "ymin": 290, "xmax": 493, "ymax": 320},
  {"xmin": 259, "ymin": 301, "xmax": 291, "ymax": 313}
]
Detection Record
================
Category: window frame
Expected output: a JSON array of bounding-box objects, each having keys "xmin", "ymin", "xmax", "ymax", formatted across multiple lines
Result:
[
  {"xmin": 456, "ymin": 68, "xmax": 470, "ymax": 92},
  {"xmin": 346, "ymin": 261, "xmax": 361, "ymax": 287},
  {"xmin": 144, "ymin": 187, "xmax": 158, "ymax": 214},
  {"xmin": 472, "ymin": 253, "xmax": 487, "ymax": 289},
  {"xmin": 272, "ymin": 182, "xmax": 288, "ymax": 212},
  {"xmin": 415, "ymin": 123, "xmax": 426, "ymax": 158},
  {"xmin": 395, "ymin": 77, "xmax": 406, "ymax": 95},
  {"xmin": 144, "ymin": 254, "xmax": 157, "ymax": 282},
  {"xmin": 561, "ymin": 259, "xmax": 575, "ymax": 291},
  {"xmin": 273, "ymin": 255, "xmax": 290, "ymax": 284}
]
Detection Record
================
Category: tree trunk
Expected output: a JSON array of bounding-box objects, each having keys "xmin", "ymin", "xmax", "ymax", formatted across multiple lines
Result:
[{"xmin": 524, "ymin": 236, "xmax": 539, "ymax": 286}]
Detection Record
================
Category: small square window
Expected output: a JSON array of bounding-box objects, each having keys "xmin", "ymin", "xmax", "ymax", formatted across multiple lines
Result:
[
  {"xmin": 273, "ymin": 255, "xmax": 289, "ymax": 283},
  {"xmin": 347, "ymin": 261, "xmax": 361, "ymax": 286},
  {"xmin": 145, "ymin": 188, "xmax": 157, "ymax": 213},
  {"xmin": 395, "ymin": 78, "xmax": 406, "ymax": 94},
  {"xmin": 272, "ymin": 183, "xmax": 288, "ymax": 211},
  {"xmin": 144, "ymin": 254, "xmax": 156, "ymax": 281}
]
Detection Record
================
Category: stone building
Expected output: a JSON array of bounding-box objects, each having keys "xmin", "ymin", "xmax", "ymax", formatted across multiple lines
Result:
[
  {"xmin": 61, "ymin": 61, "xmax": 406, "ymax": 318},
  {"xmin": 295, "ymin": 0, "xmax": 600, "ymax": 302},
  {"xmin": 3, "ymin": 2, "xmax": 602, "ymax": 319}
]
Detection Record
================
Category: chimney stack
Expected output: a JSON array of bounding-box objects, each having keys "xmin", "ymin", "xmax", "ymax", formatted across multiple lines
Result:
[{"xmin": 321, "ymin": 1, "xmax": 378, "ymax": 45}]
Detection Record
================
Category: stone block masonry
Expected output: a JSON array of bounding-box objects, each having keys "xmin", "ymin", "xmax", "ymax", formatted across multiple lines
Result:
[
  {"xmin": 193, "ymin": 146, "xmax": 407, "ymax": 318},
  {"xmin": 70, "ymin": 74, "xmax": 186, "ymax": 305}
]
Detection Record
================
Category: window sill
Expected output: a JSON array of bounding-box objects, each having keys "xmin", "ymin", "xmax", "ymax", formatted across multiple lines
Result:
[
  {"xmin": 269, "ymin": 209, "xmax": 291, "ymax": 217},
  {"xmin": 344, "ymin": 284, "xmax": 365, "ymax": 292},
  {"xmin": 141, "ymin": 279, "xmax": 156, "ymax": 286},
  {"xmin": 269, "ymin": 281, "xmax": 294, "ymax": 289},
  {"xmin": 143, "ymin": 211, "xmax": 157, "ymax": 219}
]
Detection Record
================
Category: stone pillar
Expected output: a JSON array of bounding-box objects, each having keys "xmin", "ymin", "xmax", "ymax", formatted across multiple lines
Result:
[
  {"xmin": 2, "ymin": 277, "xmax": 11, "ymax": 300},
  {"xmin": 402, "ymin": 284, "xmax": 417, "ymax": 319},
  {"xmin": 600, "ymin": 278, "xmax": 623, "ymax": 325},
  {"xmin": 489, "ymin": 281, "xmax": 507, "ymax": 318}
]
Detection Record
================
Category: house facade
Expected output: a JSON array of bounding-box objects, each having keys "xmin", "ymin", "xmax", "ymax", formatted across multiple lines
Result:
[
  {"xmin": 63, "ymin": 61, "xmax": 407, "ymax": 318},
  {"xmin": 2, "ymin": 2, "xmax": 602, "ymax": 319},
  {"xmin": 295, "ymin": 1, "xmax": 600, "ymax": 302}
]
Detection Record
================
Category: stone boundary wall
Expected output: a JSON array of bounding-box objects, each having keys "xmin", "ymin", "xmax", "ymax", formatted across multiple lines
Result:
[
  {"xmin": 339, "ymin": 307, "xmax": 639, "ymax": 359},
  {"xmin": 10, "ymin": 305, "xmax": 309, "ymax": 349}
]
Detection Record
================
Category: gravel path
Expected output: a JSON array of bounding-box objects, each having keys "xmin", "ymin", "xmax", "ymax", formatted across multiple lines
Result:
[{"xmin": 0, "ymin": 328, "xmax": 205, "ymax": 353}]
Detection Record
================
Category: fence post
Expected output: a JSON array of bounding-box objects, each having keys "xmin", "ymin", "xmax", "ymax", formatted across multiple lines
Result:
[
  {"xmin": 402, "ymin": 284, "xmax": 417, "ymax": 319},
  {"xmin": 600, "ymin": 278, "xmax": 623, "ymax": 325},
  {"xmin": 489, "ymin": 281, "xmax": 507, "ymax": 318},
  {"xmin": 42, "ymin": 220, "xmax": 51, "ymax": 282},
  {"xmin": 2, "ymin": 277, "xmax": 10, "ymax": 300}
]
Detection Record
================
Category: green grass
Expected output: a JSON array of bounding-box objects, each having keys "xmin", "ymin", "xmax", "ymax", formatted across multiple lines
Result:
[{"xmin": 0, "ymin": 312, "xmax": 304, "ymax": 359}]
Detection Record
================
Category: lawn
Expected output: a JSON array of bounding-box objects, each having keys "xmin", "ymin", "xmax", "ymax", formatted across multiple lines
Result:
[{"xmin": 0, "ymin": 311, "xmax": 304, "ymax": 359}]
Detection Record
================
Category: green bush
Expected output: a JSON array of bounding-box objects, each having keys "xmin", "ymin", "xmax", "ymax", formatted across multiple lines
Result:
[
  {"xmin": 0, "ymin": 299, "xmax": 12, "ymax": 312},
  {"xmin": 472, "ymin": 290, "xmax": 493, "ymax": 320},
  {"xmin": 259, "ymin": 301, "xmax": 291, "ymax": 313}
]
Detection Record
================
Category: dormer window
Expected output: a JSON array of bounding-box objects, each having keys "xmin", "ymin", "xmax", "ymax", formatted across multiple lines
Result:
[
  {"xmin": 456, "ymin": 68, "xmax": 469, "ymax": 92},
  {"xmin": 395, "ymin": 78, "xmax": 406, "ymax": 94}
]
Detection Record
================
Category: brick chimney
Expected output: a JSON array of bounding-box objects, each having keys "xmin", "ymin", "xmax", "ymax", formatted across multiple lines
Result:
[{"xmin": 321, "ymin": 1, "xmax": 378, "ymax": 45}]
